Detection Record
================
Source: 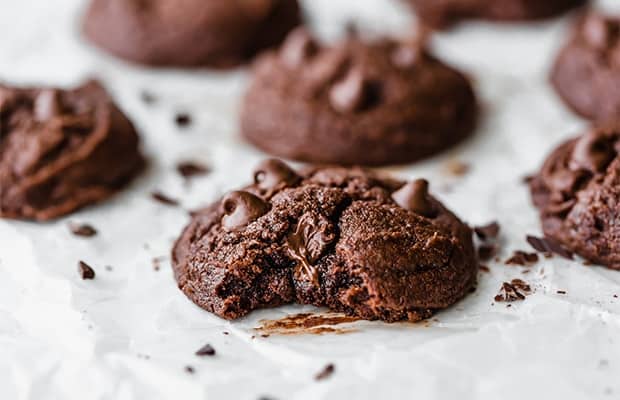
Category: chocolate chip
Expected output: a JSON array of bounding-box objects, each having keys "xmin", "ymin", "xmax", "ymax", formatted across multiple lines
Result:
[
  {"xmin": 78, "ymin": 261, "xmax": 96, "ymax": 280},
  {"xmin": 68, "ymin": 222, "xmax": 98, "ymax": 237},
  {"xmin": 176, "ymin": 161, "xmax": 209, "ymax": 179},
  {"xmin": 315, "ymin": 363, "xmax": 335, "ymax": 381},
  {"xmin": 571, "ymin": 131, "xmax": 615, "ymax": 173},
  {"xmin": 391, "ymin": 179, "xmax": 436, "ymax": 217},
  {"xmin": 253, "ymin": 158, "xmax": 300, "ymax": 194},
  {"xmin": 175, "ymin": 113, "xmax": 192, "ymax": 128},
  {"xmin": 195, "ymin": 343, "xmax": 216, "ymax": 356},
  {"xmin": 151, "ymin": 191, "xmax": 179, "ymax": 206},
  {"xmin": 329, "ymin": 67, "xmax": 369, "ymax": 113},
  {"xmin": 287, "ymin": 213, "xmax": 336, "ymax": 285},
  {"xmin": 34, "ymin": 89, "xmax": 61, "ymax": 121},
  {"xmin": 526, "ymin": 235, "xmax": 574, "ymax": 260},
  {"xmin": 505, "ymin": 251, "xmax": 539, "ymax": 266},
  {"xmin": 474, "ymin": 222, "xmax": 500, "ymax": 241},
  {"xmin": 494, "ymin": 279, "xmax": 531, "ymax": 302},
  {"xmin": 221, "ymin": 191, "xmax": 269, "ymax": 231},
  {"xmin": 280, "ymin": 28, "xmax": 319, "ymax": 68}
]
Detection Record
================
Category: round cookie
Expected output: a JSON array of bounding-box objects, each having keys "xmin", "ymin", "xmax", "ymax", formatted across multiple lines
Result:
[
  {"xmin": 82, "ymin": 0, "xmax": 302, "ymax": 68},
  {"xmin": 240, "ymin": 29, "xmax": 478, "ymax": 166},
  {"xmin": 172, "ymin": 159, "xmax": 477, "ymax": 322},
  {"xmin": 551, "ymin": 13, "xmax": 620, "ymax": 121},
  {"xmin": 0, "ymin": 80, "xmax": 144, "ymax": 221},
  {"xmin": 407, "ymin": 0, "xmax": 587, "ymax": 28},
  {"xmin": 530, "ymin": 123, "xmax": 620, "ymax": 269}
]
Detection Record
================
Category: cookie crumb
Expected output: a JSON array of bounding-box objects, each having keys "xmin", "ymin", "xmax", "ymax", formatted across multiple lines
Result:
[
  {"xmin": 78, "ymin": 261, "xmax": 96, "ymax": 280},
  {"xmin": 494, "ymin": 279, "xmax": 531, "ymax": 302},
  {"xmin": 195, "ymin": 343, "xmax": 216, "ymax": 356},
  {"xmin": 151, "ymin": 191, "xmax": 179, "ymax": 206},
  {"xmin": 505, "ymin": 251, "xmax": 539, "ymax": 266},
  {"xmin": 315, "ymin": 363, "xmax": 335, "ymax": 381},
  {"xmin": 68, "ymin": 222, "xmax": 98, "ymax": 237}
]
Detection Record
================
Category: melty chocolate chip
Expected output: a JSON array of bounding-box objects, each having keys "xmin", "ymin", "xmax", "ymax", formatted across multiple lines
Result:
[
  {"xmin": 253, "ymin": 158, "xmax": 300, "ymax": 193},
  {"xmin": 221, "ymin": 191, "xmax": 269, "ymax": 230},
  {"xmin": 582, "ymin": 15, "xmax": 615, "ymax": 50},
  {"xmin": 34, "ymin": 89, "xmax": 61, "ymax": 121},
  {"xmin": 392, "ymin": 179, "xmax": 436, "ymax": 217},
  {"xmin": 329, "ymin": 67, "xmax": 369, "ymax": 113},
  {"xmin": 280, "ymin": 28, "xmax": 319, "ymax": 68},
  {"xmin": 571, "ymin": 131, "xmax": 616, "ymax": 173}
]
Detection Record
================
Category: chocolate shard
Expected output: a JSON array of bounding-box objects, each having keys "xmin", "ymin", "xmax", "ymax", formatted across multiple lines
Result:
[
  {"xmin": 494, "ymin": 279, "xmax": 531, "ymax": 302},
  {"xmin": 474, "ymin": 221, "xmax": 500, "ymax": 241},
  {"xmin": 195, "ymin": 343, "xmax": 216, "ymax": 356},
  {"xmin": 151, "ymin": 191, "xmax": 179, "ymax": 206},
  {"xmin": 526, "ymin": 235, "xmax": 574, "ymax": 260},
  {"xmin": 505, "ymin": 250, "xmax": 539, "ymax": 266},
  {"xmin": 391, "ymin": 179, "xmax": 436, "ymax": 217},
  {"xmin": 329, "ymin": 67, "xmax": 369, "ymax": 113},
  {"xmin": 315, "ymin": 363, "xmax": 335, "ymax": 381},
  {"xmin": 78, "ymin": 260, "xmax": 96, "ymax": 280},
  {"xmin": 221, "ymin": 191, "xmax": 269, "ymax": 230},
  {"xmin": 68, "ymin": 222, "xmax": 98, "ymax": 237}
]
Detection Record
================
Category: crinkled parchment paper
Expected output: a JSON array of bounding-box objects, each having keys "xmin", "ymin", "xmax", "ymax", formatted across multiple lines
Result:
[{"xmin": 1, "ymin": 0, "xmax": 620, "ymax": 399}]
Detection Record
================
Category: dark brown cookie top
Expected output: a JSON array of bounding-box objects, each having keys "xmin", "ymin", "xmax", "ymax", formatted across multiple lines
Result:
[
  {"xmin": 551, "ymin": 13, "xmax": 620, "ymax": 121},
  {"xmin": 530, "ymin": 123, "xmax": 620, "ymax": 269},
  {"xmin": 407, "ymin": 0, "xmax": 587, "ymax": 29},
  {"xmin": 241, "ymin": 29, "xmax": 477, "ymax": 166},
  {"xmin": 82, "ymin": 0, "xmax": 302, "ymax": 68},
  {"xmin": 172, "ymin": 159, "xmax": 476, "ymax": 322},
  {"xmin": 0, "ymin": 80, "xmax": 144, "ymax": 221}
]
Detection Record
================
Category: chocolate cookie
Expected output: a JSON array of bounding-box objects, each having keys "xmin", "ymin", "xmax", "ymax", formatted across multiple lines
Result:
[
  {"xmin": 530, "ymin": 123, "xmax": 620, "ymax": 269},
  {"xmin": 82, "ymin": 0, "xmax": 302, "ymax": 68},
  {"xmin": 0, "ymin": 80, "xmax": 144, "ymax": 221},
  {"xmin": 172, "ymin": 159, "xmax": 477, "ymax": 322},
  {"xmin": 407, "ymin": 0, "xmax": 587, "ymax": 28},
  {"xmin": 240, "ymin": 29, "xmax": 478, "ymax": 166},
  {"xmin": 551, "ymin": 13, "xmax": 620, "ymax": 121}
]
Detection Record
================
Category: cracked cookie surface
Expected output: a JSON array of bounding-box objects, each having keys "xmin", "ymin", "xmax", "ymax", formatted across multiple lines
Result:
[
  {"xmin": 240, "ymin": 29, "xmax": 478, "ymax": 166},
  {"xmin": 172, "ymin": 159, "xmax": 477, "ymax": 322},
  {"xmin": 551, "ymin": 13, "xmax": 620, "ymax": 121},
  {"xmin": 530, "ymin": 123, "xmax": 620, "ymax": 269},
  {"xmin": 83, "ymin": 0, "xmax": 302, "ymax": 68},
  {"xmin": 0, "ymin": 80, "xmax": 144, "ymax": 221}
]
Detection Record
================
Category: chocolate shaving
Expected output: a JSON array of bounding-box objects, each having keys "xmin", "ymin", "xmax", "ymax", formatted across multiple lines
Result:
[
  {"xmin": 315, "ymin": 363, "xmax": 335, "ymax": 381},
  {"xmin": 494, "ymin": 279, "xmax": 531, "ymax": 302},
  {"xmin": 176, "ymin": 161, "xmax": 209, "ymax": 179},
  {"xmin": 68, "ymin": 222, "xmax": 97, "ymax": 237},
  {"xmin": 195, "ymin": 343, "xmax": 216, "ymax": 357},
  {"xmin": 151, "ymin": 191, "xmax": 179, "ymax": 206},
  {"xmin": 505, "ymin": 251, "xmax": 539, "ymax": 266},
  {"xmin": 78, "ymin": 261, "xmax": 96, "ymax": 280},
  {"xmin": 474, "ymin": 222, "xmax": 500, "ymax": 241},
  {"xmin": 526, "ymin": 235, "xmax": 574, "ymax": 260}
]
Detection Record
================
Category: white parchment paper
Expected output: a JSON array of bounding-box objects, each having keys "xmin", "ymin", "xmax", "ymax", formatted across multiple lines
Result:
[{"xmin": 1, "ymin": 1, "xmax": 620, "ymax": 399}]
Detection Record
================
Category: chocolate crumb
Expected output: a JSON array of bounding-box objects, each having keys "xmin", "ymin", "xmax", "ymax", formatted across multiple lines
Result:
[
  {"xmin": 223, "ymin": 331, "xmax": 229, "ymax": 335},
  {"xmin": 175, "ymin": 113, "xmax": 192, "ymax": 127},
  {"xmin": 474, "ymin": 222, "xmax": 500, "ymax": 241},
  {"xmin": 315, "ymin": 363, "xmax": 335, "ymax": 381},
  {"xmin": 478, "ymin": 244, "xmax": 496, "ymax": 261},
  {"xmin": 557, "ymin": 290, "xmax": 567, "ymax": 294},
  {"xmin": 68, "ymin": 222, "xmax": 98, "ymax": 237},
  {"xmin": 176, "ymin": 161, "xmax": 209, "ymax": 179},
  {"xmin": 444, "ymin": 160, "xmax": 470, "ymax": 177},
  {"xmin": 479, "ymin": 264, "xmax": 490, "ymax": 273},
  {"xmin": 522, "ymin": 175, "xmax": 534, "ymax": 184},
  {"xmin": 494, "ymin": 279, "xmax": 532, "ymax": 302},
  {"xmin": 140, "ymin": 91, "xmax": 157, "ymax": 105},
  {"xmin": 505, "ymin": 251, "xmax": 539, "ymax": 266},
  {"xmin": 105, "ymin": 265, "xmax": 113, "ymax": 271},
  {"xmin": 526, "ymin": 235, "xmax": 574, "ymax": 260},
  {"xmin": 151, "ymin": 191, "xmax": 179, "ymax": 206},
  {"xmin": 258, "ymin": 397, "xmax": 277, "ymax": 400},
  {"xmin": 184, "ymin": 365, "xmax": 195, "ymax": 374},
  {"xmin": 78, "ymin": 261, "xmax": 96, "ymax": 280},
  {"xmin": 195, "ymin": 343, "xmax": 216, "ymax": 357},
  {"xmin": 152, "ymin": 256, "xmax": 166, "ymax": 271},
  {"xmin": 614, "ymin": 294, "xmax": 618, "ymax": 298},
  {"xmin": 260, "ymin": 334, "xmax": 270, "ymax": 338}
]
